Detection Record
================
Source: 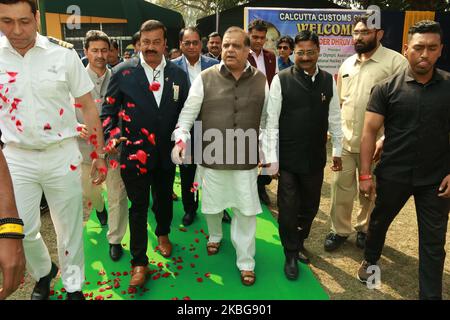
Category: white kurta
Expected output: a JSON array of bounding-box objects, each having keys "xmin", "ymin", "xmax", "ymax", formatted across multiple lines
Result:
[{"xmin": 173, "ymin": 62, "xmax": 269, "ymax": 216}]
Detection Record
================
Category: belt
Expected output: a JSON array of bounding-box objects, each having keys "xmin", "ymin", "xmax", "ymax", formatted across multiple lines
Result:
[{"xmin": 6, "ymin": 138, "xmax": 76, "ymax": 152}]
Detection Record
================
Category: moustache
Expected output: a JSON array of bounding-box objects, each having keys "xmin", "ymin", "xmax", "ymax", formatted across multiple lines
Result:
[
  {"xmin": 299, "ymin": 60, "xmax": 313, "ymax": 64},
  {"xmin": 145, "ymin": 50, "xmax": 158, "ymax": 55}
]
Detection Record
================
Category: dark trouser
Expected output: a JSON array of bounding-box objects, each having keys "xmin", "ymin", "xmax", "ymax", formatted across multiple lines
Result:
[
  {"xmin": 277, "ymin": 169, "xmax": 324, "ymax": 257},
  {"xmin": 257, "ymin": 174, "xmax": 272, "ymax": 191},
  {"xmin": 122, "ymin": 167, "xmax": 175, "ymax": 267},
  {"xmin": 364, "ymin": 178, "xmax": 450, "ymax": 300},
  {"xmin": 179, "ymin": 164, "xmax": 198, "ymax": 214}
]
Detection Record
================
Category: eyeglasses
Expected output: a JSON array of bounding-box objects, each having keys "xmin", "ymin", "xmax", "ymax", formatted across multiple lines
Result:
[
  {"xmin": 295, "ymin": 50, "xmax": 317, "ymax": 57},
  {"xmin": 153, "ymin": 70, "xmax": 160, "ymax": 82},
  {"xmin": 277, "ymin": 45, "xmax": 290, "ymax": 50},
  {"xmin": 182, "ymin": 40, "xmax": 200, "ymax": 47},
  {"xmin": 352, "ymin": 29, "xmax": 378, "ymax": 37}
]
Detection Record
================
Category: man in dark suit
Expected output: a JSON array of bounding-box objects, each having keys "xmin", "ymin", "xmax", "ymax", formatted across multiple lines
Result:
[
  {"xmin": 172, "ymin": 26, "xmax": 222, "ymax": 226},
  {"xmin": 101, "ymin": 20, "xmax": 189, "ymax": 288},
  {"xmin": 247, "ymin": 19, "xmax": 278, "ymax": 206}
]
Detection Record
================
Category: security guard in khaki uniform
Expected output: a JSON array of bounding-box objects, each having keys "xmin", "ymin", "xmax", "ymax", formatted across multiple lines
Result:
[
  {"xmin": 324, "ymin": 14, "xmax": 408, "ymax": 251},
  {"xmin": 0, "ymin": 0, "xmax": 107, "ymax": 300}
]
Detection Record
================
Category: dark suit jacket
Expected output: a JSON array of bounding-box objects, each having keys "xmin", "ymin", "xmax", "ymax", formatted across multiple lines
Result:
[
  {"xmin": 101, "ymin": 57, "xmax": 189, "ymax": 173},
  {"xmin": 171, "ymin": 54, "xmax": 219, "ymax": 86},
  {"xmin": 248, "ymin": 48, "xmax": 277, "ymax": 86}
]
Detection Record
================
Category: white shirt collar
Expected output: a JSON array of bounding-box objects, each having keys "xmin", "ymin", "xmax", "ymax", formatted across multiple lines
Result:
[
  {"xmin": 250, "ymin": 49, "xmax": 263, "ymax": 57},
  {"xmin": 0, "ymin": 32, "xmax": 48, "ymax": 51},
  {"xmin": 140, "ymin": 51, "xmax": 167, "ymax": 71},
  {"xmin": 304, "ymin": 64, "xmax": 319, "ymax": 78},
  {"xmin": 184, "ymin": 55, "xmax": 201, "ymax": 67},
  {"xmin": 219, "ymin": 60, "xmax": 252, "ymax": 73},
  {"xmin": 86, "ymin": 65, "xmax": 108, "ymax": 80}
]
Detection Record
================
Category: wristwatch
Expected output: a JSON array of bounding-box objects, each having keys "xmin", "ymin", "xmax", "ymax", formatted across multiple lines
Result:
[{"xmin": 97, "ymin": 153, "xmax": 107, "ymax": 160}]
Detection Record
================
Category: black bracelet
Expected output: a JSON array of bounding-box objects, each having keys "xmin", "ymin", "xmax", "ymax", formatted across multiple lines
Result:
[
  {"xmin": 0, "ymin": 217, "xmax": 24, "ymax": 226},
  {"xmin": 0, "ymin": 233, "xmax": 25, "ymax": 239}
]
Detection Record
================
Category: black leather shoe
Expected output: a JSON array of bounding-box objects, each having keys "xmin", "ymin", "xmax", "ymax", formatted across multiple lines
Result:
[
  {"xmin": 96, "ymin": 208, "xmax": 108, "ymax": 226},
  {"xmin": 284, "ymin": 255, "xmax": 299, "ymax": 280},
  {"xmin": 182, "ymin": 211, "xmax": 196, "ymax": 226},
  {"xmin": 222, "ymin": 210, "xmax": 232, "ymax": 223},
  {"xmin": 298, "ymin": 246, "xmax": 311, "ymax": 264},
  {"xmin": 356, "ymin": 232, "xmax": 366, "ymax": 249},
  {"xmin": 109, "ymin": 243, "xmax": 123, "ymax": 261},
  {"xmin": 258, "ymin": 187, "xmax": 270, "ymax": 205},
  {"xmin": 67, "ymin": 291, "xmax": 85, "ymax": 300},
  {"xmin": 31, "ymin": 262, "xmax": 58, "ymax": 300},
  {"xmin": 324, "ymin": 233, "xmax": 348, "ymax": 252}
]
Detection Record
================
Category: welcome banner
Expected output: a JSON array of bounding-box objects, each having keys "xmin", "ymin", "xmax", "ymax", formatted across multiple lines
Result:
[{"xmin": 244, "ymin": 7, "xmax": 367, "ymax": 77}]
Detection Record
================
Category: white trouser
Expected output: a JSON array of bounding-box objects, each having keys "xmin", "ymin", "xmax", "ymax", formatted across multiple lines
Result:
[
  {"xmin": 3, "ymin": 139, "xmax": 85, "ymax": 293},
  {"xmin": 81, "ymin": 163, "xmax": 105, "ymax": 221},
  {"xmin": 205, "ymin": 208, "xmax": 257, "ymax": 271},
  {"xmin": 105, "ymin": 165, "xmax": 128, "ymax": 244}
]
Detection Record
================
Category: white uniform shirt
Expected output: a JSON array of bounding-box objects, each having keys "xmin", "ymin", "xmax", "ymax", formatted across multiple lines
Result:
[
  {"xmin": 140, "ymin": 52, "xmax": 166, "ymax": 107},
  {"xmin": 0, "ymin": 33, "xmax": 94, "ymax": 149}
]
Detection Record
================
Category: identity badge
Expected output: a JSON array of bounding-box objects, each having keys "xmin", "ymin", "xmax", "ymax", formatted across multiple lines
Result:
[{"xmin": 173, "ymin": 84, "xmax": 180, "ymax": 102}]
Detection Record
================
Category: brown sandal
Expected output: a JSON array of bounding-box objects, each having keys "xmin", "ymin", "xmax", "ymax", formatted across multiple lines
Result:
[
  {"xmin": 240, "ymin": 270, "xmax": 256, "ymax": 286},
  {"xmin": 206, "ymin": 242, "xmax": 221, "ymax": 255}
]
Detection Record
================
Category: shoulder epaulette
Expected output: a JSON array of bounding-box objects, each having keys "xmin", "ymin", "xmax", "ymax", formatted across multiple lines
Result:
[{"xmin": 47, "ymin": 36, "xmax": 74, "ymax": 50}]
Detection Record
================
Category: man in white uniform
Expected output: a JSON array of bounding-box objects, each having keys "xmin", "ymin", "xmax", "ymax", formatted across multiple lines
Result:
[
  {"xmin": 0, "ymin": 0, "xmax": 107, "ymax": 300},
  {"xmin": 172, "ymin": 26, "xmax": 268, "ymax": 286}
]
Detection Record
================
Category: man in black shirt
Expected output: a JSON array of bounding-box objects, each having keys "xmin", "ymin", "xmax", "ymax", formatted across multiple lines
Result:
[{"xmin": 358, "ymin": 20, "xmax": 450, "ymax": 300}]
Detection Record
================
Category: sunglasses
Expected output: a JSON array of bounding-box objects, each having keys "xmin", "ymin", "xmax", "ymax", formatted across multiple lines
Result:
[{"xmin": 277, "ymin": 45, "xmax": 290, "ymax": 50}]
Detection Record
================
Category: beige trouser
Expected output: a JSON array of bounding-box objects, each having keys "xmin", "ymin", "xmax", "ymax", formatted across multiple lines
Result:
[
  {"xmin": 330, "ymin": 148, "xmax": 375, "ymax": 236},
  {"xmin": 105, "ymin": 165, "xmax": 128, "ymax": 244},
  {"xmin": 81, "ymin": 163, "xmax": 105, "ymax": 222}
]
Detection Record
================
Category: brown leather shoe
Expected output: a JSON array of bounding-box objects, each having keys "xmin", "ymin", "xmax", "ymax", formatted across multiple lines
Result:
[
  {"xmin": 129, "ymin": 266, "xmax": 149, "ymax": 287},
  {"xmin": 158, "ymin": 235, "xmax": 173, "ymax": 257}
]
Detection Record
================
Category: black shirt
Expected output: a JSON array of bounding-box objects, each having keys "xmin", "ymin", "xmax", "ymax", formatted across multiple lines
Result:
[{"xmin": 367, "ymin": 67, "xmax": 450, "ymax": 186}]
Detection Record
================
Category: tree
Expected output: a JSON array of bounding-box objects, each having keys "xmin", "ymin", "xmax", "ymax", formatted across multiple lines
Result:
[
  {"xmin": 332, "ymin": 0, "xmax": 450, "ymax": 11},
  {"xmin": 150, "ymin": 0, "xmax": 248, "ymax": 26}
]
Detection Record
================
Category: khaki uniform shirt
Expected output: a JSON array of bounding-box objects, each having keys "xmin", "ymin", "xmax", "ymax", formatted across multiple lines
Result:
[{"xmin": 338, "ymin": 44, "xmax": 408, "ymax": 153}]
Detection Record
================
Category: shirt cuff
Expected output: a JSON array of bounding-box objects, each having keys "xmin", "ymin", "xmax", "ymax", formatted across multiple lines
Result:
[
  {"xmin": 332, "ymin": 145, "xmax": 342, "ymax": 158},
  {"xmin": 172, "ymin": 126, "xmax": 191, "ymax": 144},
  {"xmin": 259, "ymin": 128, "xmax": 279, "ymax": 164}
]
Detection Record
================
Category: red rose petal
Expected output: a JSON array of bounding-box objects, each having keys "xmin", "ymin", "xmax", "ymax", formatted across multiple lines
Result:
[
  {"xmin": 106, "ymin": 97, "xmax": 116, "ymax": 105},
  {"xmin": 148, "ymin": 133, "xmax": 156, "ymax": 146},
  {"xmin": 74, "ymin": 103, "xmax": 83, "ymax": 108},
  {"xmin": 90, "ymin": 151, "xmax": 98, "ymax": 160},
  {"xmin": 106, "ymin": 294, "xmax": 113, "ymax": 299},
  {"xmin": 59, "ymin": 108, "xmax": 64, "ymax": 116},
  {"xmin": 197, "ymin": 277, "xmax": 203, "ymax": 283},
  {"xmin": 102, "ymin": 116, "xmax": 111, "ymax": 128},
  {"xmin": 140, "ymin": 128, "xmax": 149, "ymax": 136},
  {"xmin": 149, "ymin": 82, "xmax": 161, "ymax": 92},
  {"xmin": 127, "ymin": 102, "xmax": 136, "ymax": 108},
  {"xmin": 183, "ymin": 296, "xmax": 191, "ymax": 300},
  {"xmin": 70, "ymin": 164, "xmax": 77, "ymax": 171},
  {"xmin": 108, "ymin": 160, "xmax": 119, "ymax": 170},
  {"xmin": 205, "ymin": 272, "xmax": 211, "ymax": 278},
  {"xmin": 194, "ymin": 238, "xmax": 199, "ymax": 243}
]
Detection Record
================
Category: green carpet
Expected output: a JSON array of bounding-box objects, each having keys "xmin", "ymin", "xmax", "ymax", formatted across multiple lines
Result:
[{"xmin": 51, "ymin": 173, "xmax": 328, "ymax": 300}]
